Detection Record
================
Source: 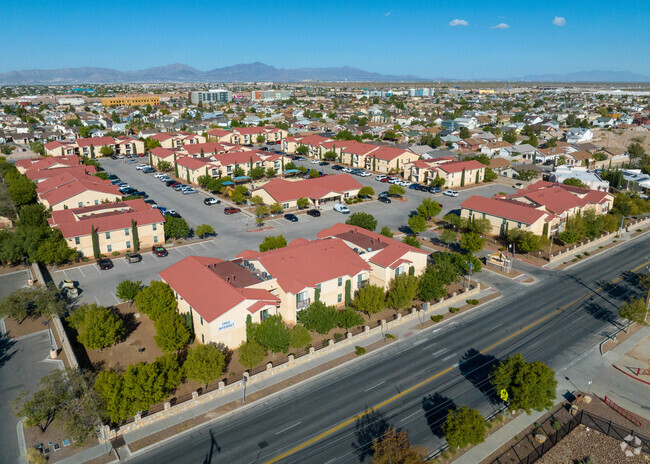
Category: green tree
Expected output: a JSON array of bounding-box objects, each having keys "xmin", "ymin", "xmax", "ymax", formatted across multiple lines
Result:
[
  {"xmin": 483, "ymin": 167, "xmax": 498, "ymax": 182},
  {"xmin": 250, "ymin": 166, "xmax": 265, "ymax": 179},
  {"xmin": 418, "ymin": 270, "xmax": 447, "ymax": 301},
  {"xmin": 250, "ymin": 195, "xmax": 264, "ymax": 206},
  {"xmin": 116, "ymin": 280, "xmax": 142, "ymax": 302},
  {"xmin": 563, "ymin": 177, "xmax": 587, "ymax": 188},
  {"xmin": 358, "ymin": 186, "xmax": 375, "ymax": 197},
  {"xmin": 388, "ymin": 184, "xmax": 405, "ymax": 196},
  {"xmin": 296, "ymin": 145, "xmax": 309, "ymax": 156},
  {"xmin": 346, "ymin": 212, "xmax": 378, "ymax": 231},
  {"xmin": 503, "ymin": 133, "xmax": 517, "ymax": 144},
  {"xmin": 0, "ymin": 284, "xmax": 66, "ymax": 322},
  {"xmin": 507, "ymin": 229, "xmax": 544, "ymax": 253},
  {"xmin": 238, "ymin": 339, "xmax": 267, "ymax": 369},
  {"xmin": 459, "ymin": 127, "xmax": 471, "ymax": 139},
  {"xmin": 131, "ymin": 218, "xmax": 140, "ymax": 252},
  {"xmin": 402, "ymin": 235, "xmax": 421, "ymax": 248},
  {"xmin": 270, "ymin": 202, "xmax": 284, "ymax": 214},
  {"xmin": 259, "ymin": 235, "xmax": 287, "ymax": 252},
  {"xmin": 154, "ymin": 311, "xmax": 191, "ymax": 352},
  {"xmin": 255, "ymin": 204, "xmax": 270, "ymax": 218},
  {"xmin": 252, "ymin": 314, "xmax": 290, "ymax": 354},
  {"xmin": 99, "ymin": 146, "xmax": 114, "ymax": 156},
  {"xmin": 408, "ymin": 214, "xmax": 427, "ymax": 235},
  {"xmin": 627, "ymin": 142, "xmax": 645, "ymax": 159},
  {"xmin": 91, "ymin": 226, "xmax": 100, "ymax": 259},
  {"xmin": 266, "ymin": 167, "xmax": 276, "ymax": 177},
  {"xmin": 7, "ymin": 175, "xmax": 37, "ymax": 206},
  {"xmin": 134, "ymin": 280, "xmax": 177, "ymax": 321},
  {"xmin": 439, "ymin": 228, "xmax": 457, "ymax": 245},
  {"xmin": 33, "ymin": 230, "xmax": 77, "ymax": 264},
  {"xmin": 337, "ymin": 308, "xmax": 364, "ymax": 330},
  {"xmin": 308, "ymin": 168, "xmax": 319, "ymax": 178},
  {"xmin": 289, "ymin": 324, "xmax": 312, "ymax": 348},
  {"xmin": 345, "ymin": 279, "xmax": 352, "ymax": 306},
  {"xmin": 351, "ymin": 285, "xmax": 386, "ymax": 316},
  {"xmin": 164, "ymin": 216, "xmax": 190, "ymax": 239},
  {"xmin": 490, "ymin": 353, "xmax": 557, "ymax": 413},
  {"xmin": 184, "ymin": 344, "xmax": 225, "ymax": 387},
  {"xmin": 619, "ymin": 298, "xmax": 648, "ymax": 332},
  {"xmin": 195, "ymin": 224, "xmax": 215, "ymax": 238},
  {"xmin": 29, "ymin": 141, "xmax": 45, "ymax": 155},
  {"xmin": 67, "ymin": 304, "xmax": 124, "ymax": 350},
  {"xmin": 297, "ymin": 301, "xmax": 339, "ymax": 334},
  {"xmin": 442, "ymin": 406, "xmax": 486, "ymax": 450},
  {"xmin": 460, "ymin": 232, "xmax": 485, "ymax": 254},
  {"xmin": 323, "ymin": 150, "xmax": 337, "ymax": 161},
  {"xmin": 296, "ymin": 197, "xmax": 310, "ymax": 209},
  {"xmin": 370, "ymin": 427, "xmax": 426, "ymax": 464},
  {"xmin": 417, "ymin": 198, "xmax": 442, "ymax": 220},
  {"xmin": 157, "ymin": 160, "xmax": 172, "ymax": 172},
  {"xmin": 380, "ymin": 226, "xmax": 393, "ymax": 238},
  {"xmin": 386, "ymin": 274, "xmax": 419, "ymax": 309}
]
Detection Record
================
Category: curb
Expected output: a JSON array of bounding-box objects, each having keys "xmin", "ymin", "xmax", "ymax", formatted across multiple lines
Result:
[{"xmin": 612, "ymin": 364, "xmax": 650, "ymax": 386}]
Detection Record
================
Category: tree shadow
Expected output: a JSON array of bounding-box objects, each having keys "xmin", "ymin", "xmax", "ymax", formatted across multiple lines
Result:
[
  {"xmin": 583, "ymin": 300, "xmax": 618, "ymax": 326},
  {"xmin": 0, "ymin": 337, "xmax": 16, "ymax": 369},
  {"xmin": 397, "ymin": 225, "xmax": 412, "ymax": 235},
  {"xmin": 352, "ymin": 409, "xmax": 390, "ymax": 462},
  {"xmin": 421, "ymin": 392, "xmax": 456, "ymax": 438},
  {"xmin": 458, "ymin": 348, "xmax": 500, "ymax": 404},
  {"xmin": 121, "ymin": 312, "xmax": 140, "ymax": 340},
  {"xmin": 212, "ymin": 342, "xmax": 232, "ymax": 370}
]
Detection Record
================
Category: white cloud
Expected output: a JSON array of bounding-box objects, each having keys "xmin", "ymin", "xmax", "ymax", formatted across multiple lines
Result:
[
  {"xmin": 384, "ymin": 12, "xmax": 390, "ymax": 16},
  {"xmin": 449, "ymin": 19, "xmax": 468, "ymax": 27},
  {"xmin": 553, "ymin": 16, "xmax": 566, "ymax": 26},
  {"xmin": 491, "ymin": 23, "xmax": 509, "ymax": 29}
]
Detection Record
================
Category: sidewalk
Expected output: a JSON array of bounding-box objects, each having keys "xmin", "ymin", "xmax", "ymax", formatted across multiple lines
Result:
[
  {"xmin": 455, "ymin": 325, "xmax": 650, "ymax": 464},
  {"xmin": 58, "ymin": 287, "xmax": 496, "ymax": 464}
]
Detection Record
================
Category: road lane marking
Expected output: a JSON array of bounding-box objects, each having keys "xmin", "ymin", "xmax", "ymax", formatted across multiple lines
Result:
[
  {"xmin": 275, "ymin": 422, "xmax": 302, "ymax": 435},
  {"xmin": 442, "ymin": 353, "xmax": 457, "ymax": 362},
  {"xmin": 264, "ymin": 258, "xmax": 650, "ymax": 464},
  {"xmin": 412, "ymin": 339, "xmax": 428, "ymax": 347},
  {"xmin": 431, "ymin": 348, "xmax": 448, "ymax": 356},
  {"xmin": 400, "ymin": 411, "xmax": 420, "ymax": 422},
  {"xmin": 364, "ymin": 381, "xmax": 386, "ymax": 392}
]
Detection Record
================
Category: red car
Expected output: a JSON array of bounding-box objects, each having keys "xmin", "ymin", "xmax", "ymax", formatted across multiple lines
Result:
[
  {"xmin": 151, "ymin": 245, "xmax": 168, "ymax": 257},
  {"xmin": 379, "ymin": 177, "xmax": 390, "ymax": 183},
  {"xmin": 224, "ymin": 207, "xmax": 241, "ymax": 215}
]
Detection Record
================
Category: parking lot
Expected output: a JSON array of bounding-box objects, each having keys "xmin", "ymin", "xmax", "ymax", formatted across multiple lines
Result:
[{"xmin": 67, "ymin": 157, "xmax": 510, "ymax": 306}]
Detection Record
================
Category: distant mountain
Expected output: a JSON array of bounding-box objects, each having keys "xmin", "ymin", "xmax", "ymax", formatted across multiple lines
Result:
[
  {"xmin": 0, "ymin": 62, "xmax": 424, "ymax": 84},
  {"xmin": 519, "ymin": 70, "xmax": 650, "ymax": 83}
]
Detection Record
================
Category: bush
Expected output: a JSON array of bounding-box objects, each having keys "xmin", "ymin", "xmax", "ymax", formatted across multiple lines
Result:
[
  {"xmin": 111, "ymin": 251, "xmax": 120, "ymax": 256},
  {"xmin": 551, "ymin": 420, "xmax": 561, "ymax": 431},
  {"xmin": 466, "ymin": 299, "xmax": 479, "ymax": 305},
  {"xmin": 449, "ymin": 306, "xmax": 460, "ymax": 313},
  {"xmin": 385, "ymin": 333, "xmax": 396, "ymax": 339},
  {"xmin": 333, "ymin": 332, "xmax": 344, "ymax": 343},
  {"xmin": 355, "ymin": 346, "xmax": 366, "ymax": 356},
  {"xmin": 431, "ymin": 315, "xmax": 444, "ymax": 323},
  {"xmin": 297, "ymin": 300, "xmax": 339, "ymax": 334}
]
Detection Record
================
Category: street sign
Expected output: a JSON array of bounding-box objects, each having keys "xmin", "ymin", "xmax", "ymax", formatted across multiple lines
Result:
[{"xmin": 500, "ymin": 389, "xmax": 509, "ymax": 401}]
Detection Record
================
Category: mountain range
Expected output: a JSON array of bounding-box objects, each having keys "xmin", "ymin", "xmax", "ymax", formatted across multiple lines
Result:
[{"xmin": 0, "ymin": 63, "xmax": 648, "ymax": 84}]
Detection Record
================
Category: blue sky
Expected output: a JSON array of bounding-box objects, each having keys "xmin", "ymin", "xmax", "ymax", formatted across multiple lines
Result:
[{"xmin": 1, "ymin": 0, "xmax": 649, "ymax": 78}]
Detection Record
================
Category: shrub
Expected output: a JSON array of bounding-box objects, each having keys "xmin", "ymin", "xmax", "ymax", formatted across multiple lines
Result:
[
  {"xmin": 466, "ymin": 299, "xmax": 479, "ymax": 305},
  {"xmin": 322, "ymin": 339, "xmax": 330, "ymax": 348},
  {"xmin": 552, "ymin": 420, "xmax": 561, "ymax": 431},
  {"xmin": 333, "ymin": 332, "xmax": 344, "ymax": 343},
  {"xmin": 385, "ymin": 333, "xmax": 396, "ymax": 339},
  {"xmin": 111, "ymin": 251, "xmax": 120, "ymax": 256},
  {"xmin": 583, "ymin": 251, "xmax": 590, "ymax": 256},
  {"xmin": 431, "ymin": 315, "xmax": 444, "ymax": 323},
  {"xmin": 355, "ymin": 346, "xmax": 366, "ymax": 356},
  {"xmin": 449, "ymin": 306, "xmax": 460, "ymax": 313}
]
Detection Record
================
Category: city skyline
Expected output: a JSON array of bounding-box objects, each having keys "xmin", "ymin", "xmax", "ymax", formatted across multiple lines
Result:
[{"xmin": 2, "ymin": 0, "xmax": 649, "ymax": 79}]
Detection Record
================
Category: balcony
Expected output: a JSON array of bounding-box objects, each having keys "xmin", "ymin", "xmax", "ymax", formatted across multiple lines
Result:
[{"xmin": 296, "ymin": 298, "xmax": 311, "ymax": 310}]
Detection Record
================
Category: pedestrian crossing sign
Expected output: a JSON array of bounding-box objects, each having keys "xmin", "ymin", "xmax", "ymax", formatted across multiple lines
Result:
[{"xmin": 500, "ymin": 389, "xmax": 508, "ymax": 401}]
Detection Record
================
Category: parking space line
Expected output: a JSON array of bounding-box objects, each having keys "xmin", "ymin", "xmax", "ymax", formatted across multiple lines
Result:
[
  {"xmin": 93, "ymin": 265, "xmax": 100, "ymax": 274},
  {"xmin": 174, "ymin": 247, "xmax": 186, "ymax": 255},
  {"xmin": 62, "ymin": 270, "xmax": 69, "ymax": 279},
  {"xmin": 112, "ymin": 292, "xmax": 121, "ymax": 305},
  {"xmin": 78, "ymin": 267, "xmax": 86, "ymax": 277}
]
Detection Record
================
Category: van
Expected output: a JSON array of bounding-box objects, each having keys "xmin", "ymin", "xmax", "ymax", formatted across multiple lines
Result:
[{"xmin": 333, "ymin": 203, "xmax": 350, "ymax": 214}]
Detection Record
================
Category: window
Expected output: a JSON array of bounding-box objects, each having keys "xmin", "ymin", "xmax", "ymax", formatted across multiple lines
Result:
[
  {"xmin": 517, "ymin": 222, "xmax": 522, "ymax": 228},
  {"xmin": 152, "ymin": 224, "xmax": 157, "ymax": 231},
  {"xmin": 395, "ymin": 267, "xmax": 403, "ymax": 276},
  {"xmin": 107, "ymin": 244, "xmax": 112, "ymax": 252},
  {"xmin": 126, "ymin": 241, "xmax": 130, "ymax": 249},
  {"xmin": 94, "ymin": 200, "xmax": 99, "ymax": 205},
  {"xmin": 482, "ymin": 213, "xmax": 486, "ymax": 219},
  {"xmin": 338, "ymin": 277, "xmax": 342, "ymax": 287},
  {"xmin": 316, "ymin": 283, "xmax": 321, "ymax": 291},
  {"xmin": 358, "ymin": 274, "xmax": 363, "ymax": 283},
  {"xmin": 153, "ymin": 236, "xmax": 158, "ymax": 243},
  {"xmin": 74, "ymin": 237, "xmax": 80, "ymax": 245},
  {"xmin": 337, "ymin": 294, "xmax": 342, "ymax": 303},
  {"xmin": 201, "ymin": 334, "xmax": 205, "ymax": 343},
  {"xmin": 200, "ymin": 316, "xmax": 203, "ymax": 326},
  {"xmin": 125, "ymin": 228, "xmax": 129, "ymax": 236},
  {"xmin": 105, "ymin": 232, "xmax": 111, "ymax": 239},
  {"xmin": 283, "ymin": 203, "xmax": 289, "ymax": 208},
  {"xmin": 78, "ymin": 202, "xmax": 83, "ymax": 208},
  {"xmin": 260, "ymin": 309, "xmax": 269, "ymax": 321}
]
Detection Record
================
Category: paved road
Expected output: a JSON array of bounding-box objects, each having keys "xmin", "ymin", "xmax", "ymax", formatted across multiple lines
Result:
[
  {"xmin": 0, "ymin": 331, "xmax": 64, "ymax": 464},
  {"xmin": 128, "ymin": 235, "xmax": 650, "ymax": 464},
  {"xmin": 58, "ymin": 159, "xmax": 505, "ymax": 306}
]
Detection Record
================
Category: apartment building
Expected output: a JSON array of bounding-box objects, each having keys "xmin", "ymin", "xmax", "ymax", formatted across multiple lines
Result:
[
  {"xmin": 101, "ymin": 95, "xmax": 160, "ymax": 107},
  {"xmin": 188, "ymin": 90, "xmax": 231, "ymax": 105},
  {"xmin": 251, "ymin": 174, "xmax": 363, "ymax": 208}
]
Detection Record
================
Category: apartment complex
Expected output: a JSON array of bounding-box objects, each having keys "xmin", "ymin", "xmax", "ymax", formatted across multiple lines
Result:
[
  {"xmin": 251, "ymin": 90, "xmax": 292, "ymax": 102},
  {"xmin": 101, "ymin": 95, "xmax": 160, "ymax": 107},
  {"xmin": 188, "ymin": 90, "xmax": 231, "ymax": 105}
]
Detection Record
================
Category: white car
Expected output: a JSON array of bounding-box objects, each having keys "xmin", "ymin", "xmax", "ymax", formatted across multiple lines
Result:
[
  {"xmin": 359, "ymin": 171, "xmax": 371, "ymax": 177},
  {"xmin": 154, "ymin": 172, "xmax": 166, "ymax": 178},
  {"xmin": 376, "ymin": 175, "xmax": 387, "ymax": 181},
  {"xmin": 136, "ymin": 164, "xmax": 148, "ymax": 170},
  {"xmin": 443, "ymin": 190, "xmax": 459, "ymax": 197},
  {"xmin": 333, "ymin": 203, "xmax": 350, "ymax": 214},
  {"xmin": 400, "ymin": 181, "xmax": 412, "ymax": 187},
  {"xmin": 182, "ymin": 188, "xmax": 197, "ymax": 195},
  {"xmin": 310, "ymin": 159, "xmax": 320, "ymax": 164},
  {"xmin": 341, "ymin": 167, "xmax": 352, "ymax": 173},
  {"xmin": 117, "ymin": 155, "xmax": 125, "ymax": 159},
  {"xmin": 159, "ymin": 175, "xmax": 172, "ymax": 182},
  {"xmin": 388, "ymin": 178, "xmax": 401, "ymax": 184}
]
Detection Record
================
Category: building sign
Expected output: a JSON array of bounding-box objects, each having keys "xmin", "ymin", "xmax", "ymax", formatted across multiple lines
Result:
[{"xmin": 218, "ymin": 320, "xmax": 235, "ymax": 331}]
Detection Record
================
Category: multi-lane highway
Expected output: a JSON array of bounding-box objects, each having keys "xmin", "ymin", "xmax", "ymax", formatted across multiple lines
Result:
[{"xmin": 127, "ymin": 234, "xmax": 649, "ymax": 464}]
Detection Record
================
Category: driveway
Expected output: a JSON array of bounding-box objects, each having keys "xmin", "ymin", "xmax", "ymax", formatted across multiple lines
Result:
[
  {"xmin": 0, "ymin": 331, "xmax": 64, "ymax": 464},
  {"xmin": 0, "ymin": 269, "xmax": 32, "ymax": 300}
]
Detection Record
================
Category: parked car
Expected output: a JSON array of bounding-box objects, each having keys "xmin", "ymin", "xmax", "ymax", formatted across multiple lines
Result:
[
  {"xmin": 513, "ymin": 183, "xmax": 524, "ymax": 189},
  {"xmin": 204, "ymin": 197, "xmax": 221, "ymax": 205},
  {"xmin": 96, "ymin": 258, "xmax": 113, "ymax": 270},
  {"xmin": 359, "ymin": 171, "xmax": 371, "ymax": 177},
  {"xmin": 134, "ymin": 191, "xmax": 148, "ymax": 198},
  {"xmin": 108, "ymin": 174, "xmax": 118, "ymax": 180},
  {"xmin": 110, "ymin": 179, "xmax": 122, "ymax": 185},
  {"xmin": 443, "ymin": 190, "xmax": 459, "ymax": 197},
  {"xmin": 151, "ymin": 245, "xmax": 168, "ymax": 257},
  {"xmin": 310, "ymin": 159, "xmax": 320, "ymax": 164},
  {"xmin": 142, "ymin": 167, "xmax": 156, "ymax": 173},
  {"xmin": 154, "ymin": 172, "xmax": 166, "ymax": 178},
  {"xmin": 284, "ymin": 213, "xmax": 298, "ymax": 222},
  {"xmin": 333, "ymin": 203, "xmax": 350, "ymax": 214},
  {"xmin": 126, "ymin": 159, "xmax": 138, "ymax": 164},
  {"xmin": 166, "ymin": 180, "xmax": 179, "ymax": 187},
  {"xmin": 164, "ymin": 210, "xmax": 181, "ymax": 218},
  {"xmin": 376, "ymin": 175, "xmax": 387, "ymax": 181},
  {"xmin": 126, "ymin": 252, "xmax": 142, "ymax": 263},
  {"xmin": 306, "ymin": 209, "xmax": 321, "ymax": 217},
  {"xmin": 136, "ymin": 164, "xmax": 147, "ymax": 170},
  {"xmin": 378, "ymin": 195, "xmax": 392, "ymax": 204},
  {"xmin": 182, "ymin": 188, "xmax": 197, "ymax": 195},
  {"xmin": 409, "ymin": 183, "xmax": 422, "ymax": 190},
  {"xmin": 319, "ymin": 161, "xmax": 330, "ymax": 166},
  {"xmin": 117, "ymin": 155, "xmax": 125, "ymax": 159},
  {"xmin": 224, "ymin": 207, "xmax": 241, "ymax": 215},
  {"xmin": 144, "ymin": 199, "xmax": 158, "ymax": 208},
  {"xmin": 331, "ymin": 165, "xmax": 343, "ymax": 171},
  {"xmin": 173, "ymin": 184, "xmax": 187, "ymax": 191},
  {"xmin": 429, "ymin": 187, "xmax": 442, "ymax": 194},
  {"xmin": 341, "ymin": 167, "xmax": 352, "ymax": 173}
]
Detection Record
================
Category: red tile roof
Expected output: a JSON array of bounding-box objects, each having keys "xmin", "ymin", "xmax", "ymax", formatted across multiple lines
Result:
[
  {"xmin": 150, "ymin": 146, "xmax": 176, "ymax": 159},
  {"xmin": 39, "ymin": 178, "xmax": 121, "ymax": 206},
  {"xmin": 215, "ymin": 151, "xmax": 263, "ymax": 167},
  {"xmin": 507, "ymin": 187, "xmax": 585, "ymax": 215},
  {"xmin": 176, "ymin": 156, "xmax": 213, "ymax": 171},
  {"xmin": 76, "ymin": 137, "xmax": 115, "ymax": 147},
  {"xmin": 254, "ymin": 174, "xmax": 362, "ymax": 203},
  {"xmin": 48, "ymin": 199, "xmax": 165, "ymax": 238},
  {"xmin": 460, "ymin": 195, "xmax": 548, "ymax": 225},
  {"xmin": 182, "ymin": 142, "xmax": 228, "ymax": 156},
  {"xmin": 238, "ymin": 238, "xmax": 371, "ymax": 295},
  {"xmin": 27, "ymin": 165, "xmax": 94, "ymax": 182},
  {"xmin": 159, "ymin": 256, "xmax": 279, "ymax": 323},
  {"xmin": 369, "ymin": 145, "xmax": 412, "ymax": 161},
  {"xmin": 435, "ymin": 160, "xmax": 485, "ymax": 174}
]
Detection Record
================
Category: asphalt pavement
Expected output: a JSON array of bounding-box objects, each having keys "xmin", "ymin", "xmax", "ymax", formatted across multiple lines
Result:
[{"xmin": 126, "ymin": 234, "xmax": 650, "ymax": 464}]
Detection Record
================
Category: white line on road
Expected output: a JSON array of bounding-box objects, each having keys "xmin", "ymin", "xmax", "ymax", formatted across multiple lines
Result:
[
  {"xmin": 400, "ymin": 411, "xmax": 420, "ymax": 422},
  {"xmin": 174, "ymin": 247, "xmax": 186, "ymax": 255},
  {"xmin": 78, "ymin": 267, "xmax": 86, "ymax": 277},
  {"xmin": 94, "ymin": 296, "xmax": 100, "ymax": 305},
  {"xmin": 431, "ymin": 348, "xmax": 448, "ymax": 356},
  {"xmin": 62, "ymin": 270, "xmax": 69, "ymax": 279},
  {"xmin": 122, "ymin": 257, "xmax": 129, "ymax": 266},
  {"xmin": 93, "ymin": 265, "xmax": 100, "ymax": 274},
  {"xmin": 442, "ymin": 353, "xmax": 457, "ymax": 362},
  {"xmin": 112, "ymin": 293, "xmax": 121, "ymax": 305},
  {"xmin": 275, "ymin": 421, "xmax": 302, "ymax": 435},
  {"xmin": 490, "ymin": 322, "xmax": 504, "ymax": 330},
  {"xmin": 364, "ymin": 381, "xmax": 386, "ymax": 392},
  {"xmin": 412, "ymin": 338, "xmax": 428, "ymax": 347}
]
